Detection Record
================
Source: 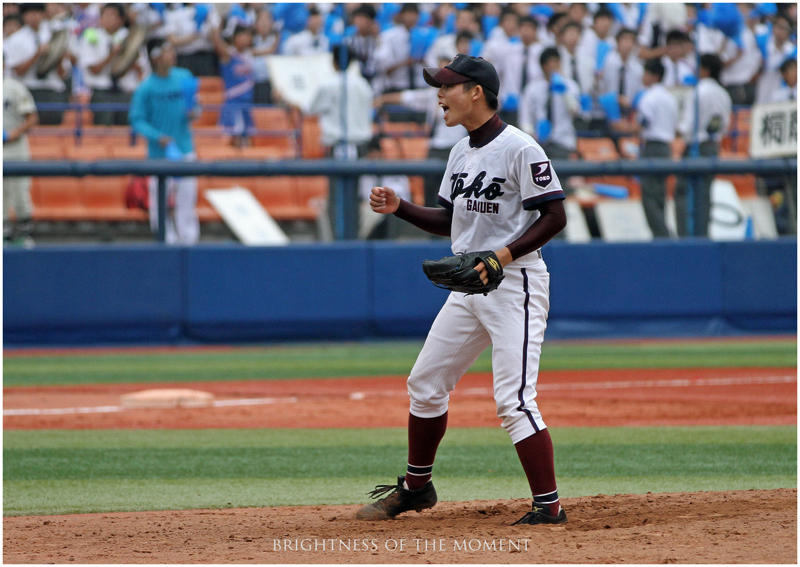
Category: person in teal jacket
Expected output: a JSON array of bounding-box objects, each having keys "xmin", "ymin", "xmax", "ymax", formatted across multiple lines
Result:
[{"xmin": 129, "ymin": 38, "xmax": 200, "ymax": 244}]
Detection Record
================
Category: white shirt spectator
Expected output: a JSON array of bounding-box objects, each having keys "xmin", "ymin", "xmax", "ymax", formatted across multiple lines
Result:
[
  {"xmin": 252, "ymin": 32, "xmax": 279, "ymax": 82},
  {"xmin": 282, "ymin": 29, "xmax": 330, "ymax": 56},
  {"xmin": 694, "ymin": 23, "xmax": 727, "ymax": 55},
  {"xmin": 755, "ymin": 37, "xmax": 796, "ymax": 104},
  {"xmin": 638, "ymin": 3, "xmax": 688, "ymax": 48},
  {"xmin": 481, "ymin": 31, "xmax": 527, "ymax": 106},
  {"xmin": 399, "ymin": 87, "xmax": 467, "ymax": 150},
  {"xmin": 678, "ymin": 77, "xmax": 732, "ymax": 143},
  {"xmin": 661, "ymin": 55, "xmax": 696, "ymax": 88},
  {"xmin": 163, "ymin": 4, "xmax": 220, "ymax": 56},
  {"xmin": 765, "ymin": 81, "xmax": 797, "ymax": 102},
  {"xmin": 578, "ymin": 27, "xmax": 615, "ymax": 74},
  {"xmin": 519, "ymin": 76, "xmax": 581, "ymax": 150},
  {"xmin": 374, "ymin": 24, "xmax": 421, "ymax": 92},
  {"xmin": 424, "ymin": 33, "xmax": 457, "ymax": 69},
  {"xmin": 558, "ymin": 45, "xmax": 594, "ymax": 94},
  {"xmin": 601, "ymin": 50, "xmax": 644, "ymax": 101},
  {"xmin": 3, "ymin": 77, "xmax": 36, "ymax": 160},
  {"xmin": 78, "ymin": 27, "xmax": 147, "ymax": 93},
  {"xmin": 309, "ymin": 71, "xmax": 374, "ymax": 147},
  {"xmin": 4, "ymin": 23, "xmax": 66, "ymax": 92},
  {"xmin": 720, "ymin": 28, "xmax": 762, "ymax": 87},
  {"xmin": 611, "ymin": 3, "xmax": 645, "ymax": 33},
  {"xmin": 637, "ymin": 82, "xmax": 678, "ymax": 143}
]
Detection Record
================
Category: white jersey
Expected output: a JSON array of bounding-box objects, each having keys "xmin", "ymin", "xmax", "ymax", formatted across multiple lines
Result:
[{"xmin": 438, "ymin": 123, "xmax": 564, "ymax": 263}]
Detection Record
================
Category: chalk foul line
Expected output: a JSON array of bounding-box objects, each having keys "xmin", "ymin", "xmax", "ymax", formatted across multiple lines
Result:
[
  {"xmin": 4, "ymin": 375, "xmax": 795, "ymax": 416},
  {"xmin": 3, "ymin": 397, "xmax": 298, "ymax": 416}
]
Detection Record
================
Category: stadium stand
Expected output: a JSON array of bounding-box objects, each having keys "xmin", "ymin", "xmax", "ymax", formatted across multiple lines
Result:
[{"xmin": 8, "ymin": 2, "xmax": 795, "ymax": 241}]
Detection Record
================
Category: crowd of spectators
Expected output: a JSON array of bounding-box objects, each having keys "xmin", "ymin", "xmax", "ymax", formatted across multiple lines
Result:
[
  {"xmin": 3, "ymin": 3, "xmax": 797, "ymax": 128},
  {"xmin": 3, "ymin": 3, "xmax": 797, "ymax": 244}
]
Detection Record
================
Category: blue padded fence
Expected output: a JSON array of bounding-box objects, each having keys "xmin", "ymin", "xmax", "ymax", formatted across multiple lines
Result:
[{"xmin": 3, "ymin": 239, "xmax": 796, "ymax": 346}]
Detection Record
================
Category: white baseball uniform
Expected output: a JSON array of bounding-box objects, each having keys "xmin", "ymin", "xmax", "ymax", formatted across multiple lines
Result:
[{"xmin": 407, "ymin": 123, "xmax": 565, "ymax": 444}]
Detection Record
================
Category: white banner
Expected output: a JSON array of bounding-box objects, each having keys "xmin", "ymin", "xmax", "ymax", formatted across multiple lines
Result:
[
  {"xmin": 749, "ymin": 101, "xmax": 798, "ymax": 158},
  {"xmin": 265, "ymin": 54, "xmax": 363, "ymax": 114}
]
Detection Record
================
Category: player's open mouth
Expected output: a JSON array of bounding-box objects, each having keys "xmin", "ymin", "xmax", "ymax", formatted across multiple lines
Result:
[{"xmin": 440, "ymin": 103, "xmax": 449, "ymax": 118}]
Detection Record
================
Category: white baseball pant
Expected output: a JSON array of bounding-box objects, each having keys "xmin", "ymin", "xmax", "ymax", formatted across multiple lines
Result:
[
  {"xmin": 407, "ymin": 257, "xmax": 550, "ymax": 444},
  {"xmin": 148, "ymin": 174, "xmax": 200, "ymax": 245}
]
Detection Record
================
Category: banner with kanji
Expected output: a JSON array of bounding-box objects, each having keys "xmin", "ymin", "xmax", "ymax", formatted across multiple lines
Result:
[{"xmin": 750, "ymin": 101, "xmax": 798, "ymax": 158}]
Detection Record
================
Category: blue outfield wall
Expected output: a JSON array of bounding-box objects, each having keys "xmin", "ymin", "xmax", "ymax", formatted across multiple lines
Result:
[{"xmin": 3, "ymin": 239, "xmax": 796, "ymax": 346}]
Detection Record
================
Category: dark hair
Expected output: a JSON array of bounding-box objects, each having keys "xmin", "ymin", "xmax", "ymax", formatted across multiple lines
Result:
[
  {"xmin": 307, "ymin": 7, "xmax": 321, "ymax": 17},
  {"xmin": 700, "ymin": 53, "xmax": 723, "ymax": 81},
  {"xmin": 352, "ymin": 5, "xmax": 376, "ymax": 20},
  {"xmin": 540, "ymin": 46, "xmax": 561, "ymax": 69},
  {"xmin": 666, "ymin": 29, "xmax": 690, "ymax": 44},
  {"xmin": 146, "ymin": 37, "xmax": 167, "ymax": 59},
  {"xmin": 593, "ymin": 7, "xmax": 615, "ymax": 22},
  {"xmin": 773, "ymin": 13, "xmax": 792, "ymax": 28},
  {"xmin": 500, "ymin": 8, "xmax": 519, "ymax": 21},
  {"xmin": 462, "ymin": 79, "xmax": 499, "ymax": 111},
  {"xmin": 232, "ymin": 24, "xmax": 252, "ymax": 38},
  {"xmin": 560, "ymin": 21, "xmax": 582, "ymax": 35},
  {"xmin": 546, "ymin": 12, "xmax": 567, "ymax": 31},
  {"xmin": 643, "ymin": 58, "xmax": 665, "ymax": 81},
  {"xmin": 780, "ymin": 57, "xmax": 797, "ymax": 74},
  {"xmin": 367, "ymin": 135, "xmax": 383, "ymax": 154},
  {"xmin": 519, "ymin": 15, "xmax": 537, "ymax": 28},
  {"xmin": 455, "ymin": 30, "xmax": 474, "ymax": 44},
  {"xmin": 102, "ymin": 3, "xmax": 127, "ymax": 22},
  {"xmin": 332, "ymin": 44, "xmax": 355, "ymax": 70},
  {"xmin": 19, "ymin": 3, "xmax": 45, "ymax": 14},
  {"xmin": 3, "ymin": 14, "xmax": 23, "ymax": 27},
  {"xmin": 399, "ymin": 3, "xmax": 419, "ymax": 14},
  {"xmin": 616, "ymin": 27, "xmax": 637, "ymax": 42}
]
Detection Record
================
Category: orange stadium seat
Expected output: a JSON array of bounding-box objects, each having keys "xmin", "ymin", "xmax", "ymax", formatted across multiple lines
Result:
[
  {"xmin": 195, "ymin": 144, "xmax": 241, "ymax": 160},
  {"xmin": 199, "ymin": 76, "xmax": 224, "ymax": 94},
  {"xmin": 110, "ymin": 143, "xmax": 147, "ymax": 160},
  {"xmin": 301, "ymin": 115, "xmax": 324, "ymax": 158},
  {"xmin": 397, "ymin": 137, "xmax": 429, "ymax": 159},
  {"xmin": 31, "ymin": 177, "xmax": 85, "ymax": 220},
  {"xmin": 253, "ymin": 176, "xmax": 300, "ymax": 217},
  {"xmin": 578, "ymin": 137, "xmax": 620, "ymax": 161},
  {"xmin": 295, "ymin": 176, "xmax": 328, "ymax": 220},
  {"xmin": 196, "ymin": 92, "xmax": 224, "ymax": 127},
  {"xmin": 251, "ymin": 107, "xmax": 294, "ymax": 130},
  {"xmin": 65, "ymin": 143, "xmax": 111, "ymax": 161},
  {"xmin": 29, "ymin": 142, "xmax": 66, "ymax": 160},
  {"xmin": 82, "ymin": 176, "xmax": 146, "ymax": 221},
  {"xmin": 240, "ymin": 145, "xmax": 293, "ymax": 160},
  {"xmin": 719, "ymin": 174, "xmax": 758, "ymax": 198},
  {"xmin": 61, "ymin": 108, "xmax": 94, "ymax": 128}
]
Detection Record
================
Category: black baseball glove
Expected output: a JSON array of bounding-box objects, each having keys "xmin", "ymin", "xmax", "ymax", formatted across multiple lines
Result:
[{"xmin": 422, "ymin": 251, "xmax": 505, "ymax": 295}]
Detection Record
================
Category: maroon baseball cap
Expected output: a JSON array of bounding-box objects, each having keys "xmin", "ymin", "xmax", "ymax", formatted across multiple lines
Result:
[{"xmin": 423, "ymin": 54, "xmax": 500, "ymax": 96}]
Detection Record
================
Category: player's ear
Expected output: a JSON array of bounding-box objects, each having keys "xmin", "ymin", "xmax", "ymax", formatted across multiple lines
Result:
[{"xmin": 472, "ymin": 84, "xmax": 483, "ymax": 102}]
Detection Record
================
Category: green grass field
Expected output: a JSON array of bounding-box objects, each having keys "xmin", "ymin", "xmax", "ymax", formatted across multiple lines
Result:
[
  {"xmin": 3, "ymin": 337, "xmax": 796, "ymax": 387},
  {"xmin": 3, "ymin": 338, "xmax": 797, "ymax": 517},
  {"xmin": 4, "ymin": 426, "xmax": 795, "ymax": 517}
]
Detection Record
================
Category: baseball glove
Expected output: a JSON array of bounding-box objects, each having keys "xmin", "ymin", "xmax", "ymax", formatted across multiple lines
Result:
[{"xmin": 422, "ymin": 251, "xmax": 505, "ymax": 295}]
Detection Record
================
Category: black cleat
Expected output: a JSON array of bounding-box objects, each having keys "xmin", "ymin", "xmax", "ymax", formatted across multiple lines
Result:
[
  {"xmin": 512, "ymin": 503, "xmax": 568, "ymax": 525},
  {"xmin": 356, "ymin": 476, "xmax": 437, "ymax": 520}
]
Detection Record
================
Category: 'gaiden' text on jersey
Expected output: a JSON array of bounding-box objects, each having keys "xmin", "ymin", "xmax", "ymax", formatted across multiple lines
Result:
[{"xmin": 450, "ymin": 171, "xmax": 505, "ymax": 215}]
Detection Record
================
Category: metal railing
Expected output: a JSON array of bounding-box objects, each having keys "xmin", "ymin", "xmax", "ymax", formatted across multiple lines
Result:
[{"xmin": 5, "ymin": 156, "xmax": 796, "ymax": 241}]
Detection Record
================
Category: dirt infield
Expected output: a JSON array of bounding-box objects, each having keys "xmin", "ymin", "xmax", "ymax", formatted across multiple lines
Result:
[
  {"xmin": 3, "ymin": 367, "xmax": 796, "ymax": 430},
  {"xmin": 4, "ymin": 366, "xmax": 796, "ymax": 563},
  {"xmin": 3, "ymin": 489, "xmax": 796, "ymax": 563}
]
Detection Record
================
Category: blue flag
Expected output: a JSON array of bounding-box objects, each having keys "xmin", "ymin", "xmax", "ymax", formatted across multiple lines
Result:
[{"xmin": 598, "ymin": 92, "xmax": 621, "ymax": 121}]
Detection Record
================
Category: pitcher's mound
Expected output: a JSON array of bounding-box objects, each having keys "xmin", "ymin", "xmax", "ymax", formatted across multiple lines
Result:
[{"xmin": 120, "ymin": 389, "xmax": 215, "ymax": 409}]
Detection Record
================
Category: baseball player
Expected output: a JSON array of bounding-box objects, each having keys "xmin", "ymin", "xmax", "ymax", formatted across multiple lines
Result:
[{"xmin": 357, "ymin": 54, "xmax": 568, "ymax": 525}]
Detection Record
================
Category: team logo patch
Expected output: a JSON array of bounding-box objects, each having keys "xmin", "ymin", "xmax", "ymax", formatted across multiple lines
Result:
[{"xmin": 530, "ymin": 161, "xmax": 553, "ymax": 189}]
